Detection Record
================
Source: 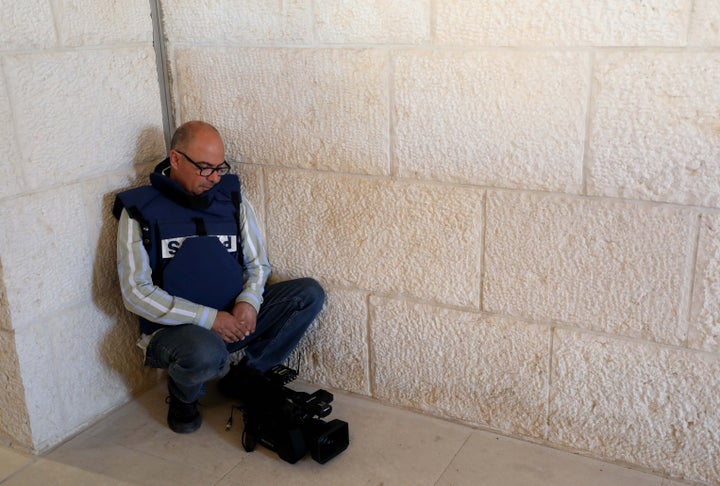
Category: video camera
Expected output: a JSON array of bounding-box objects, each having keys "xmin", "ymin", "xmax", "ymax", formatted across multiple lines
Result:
[{"xmin": 221, "ymin": 364, "xmax": 349, "ymax": 464}]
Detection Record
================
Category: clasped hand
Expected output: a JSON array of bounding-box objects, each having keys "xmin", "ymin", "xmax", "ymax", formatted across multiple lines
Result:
[{"xmin": 211, "ymin": 302, "xmax": 257, "ymax": 343}]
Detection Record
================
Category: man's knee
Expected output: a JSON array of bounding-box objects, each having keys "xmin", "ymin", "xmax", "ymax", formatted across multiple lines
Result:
[
  {"xmin": 296, "ymin": 277, "xmax": 325, "ymax": 312},
  {"xmin": 170, "ymin": 347, "xmax": 229, "ymax": 385},
  {"xmin": 156, "ymin": 326, "xmax": 229, "ymax": 382},
  {"xmin": 183, "ymin": 337, "xmax": 228, "ymax": 370}
]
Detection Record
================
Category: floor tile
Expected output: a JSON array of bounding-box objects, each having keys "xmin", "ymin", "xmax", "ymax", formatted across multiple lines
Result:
[
  {"xmin": 32, "ymin": 380, "xmax": 693, "ymax": 486},
  {"xmin": 43, "ymin": 382, "xmax": 244, "ymax": 485},
  {"xmin": 436, "ymin": 430, "xmax": 666, "ymax": 486},
  {"xmin": 93, "ymin": 384, "xmax": 246, "ymax": 478},
  {"xmin": 45, "ymin": 437, "xmax": 224, "ymax": 486},
  {"xmin": 0, "ymin": 446, "xmax": 32, "ymax": 482},
  {"xmin": 217, "ymin": 386, "xmax": 472, "ymax": 485},
  {"xmin": 3, "ymin": 458, "xmax": 132, "ymax": 485}
]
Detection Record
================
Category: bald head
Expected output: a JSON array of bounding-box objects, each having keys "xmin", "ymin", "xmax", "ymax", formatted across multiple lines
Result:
[
  {"xmin": 168, "ymin": 121, "xmax": 226, "ymax": 195},
  {"xmin": 170, "ymin": 121, "xmax": 222, "ymax": 152}
]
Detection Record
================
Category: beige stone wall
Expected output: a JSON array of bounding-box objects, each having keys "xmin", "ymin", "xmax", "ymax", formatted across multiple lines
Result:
[
  {"xmin": 0, "ymin": 258, "xmax": 31, "ymax": 450},
  {"xmin": 1, "ymin": 0, "xmax": 717, "ymax": 481},
  {"xmin": 162, "ymin": 1, "xmax": 720, "ymax": 483},
  {"xmin": 0, "ymin": 0, "xmax": 164, "ymax": 451}
]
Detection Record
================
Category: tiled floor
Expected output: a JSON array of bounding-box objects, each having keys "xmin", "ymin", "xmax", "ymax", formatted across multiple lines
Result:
[{"xmin": 0, "ymin": 381, "xmax": 694, "ymax": 485}]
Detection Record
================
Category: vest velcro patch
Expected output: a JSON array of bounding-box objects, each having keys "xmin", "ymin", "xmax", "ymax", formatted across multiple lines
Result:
[{"xmin": 161, "ymin": 235, "xmax": 237, "ymax": 259}]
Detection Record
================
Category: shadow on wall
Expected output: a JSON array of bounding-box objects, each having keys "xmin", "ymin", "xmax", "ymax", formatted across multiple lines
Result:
[
  {"xmin": 0, "ymin": 257, "xmax": 33, "ymax": 448},
  {"xmin": 91, "ymin": 126, "xmax": 167, "ymax": 397},
  {"xmin": 0, "ymin": 257, "xmax": 10, "ymax": 331}
]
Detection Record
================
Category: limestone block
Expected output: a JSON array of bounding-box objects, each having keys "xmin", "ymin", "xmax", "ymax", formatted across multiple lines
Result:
[
  {"xmin": 79, "ymin": 173, "xmax": 140, "ymax": 314},
  {"xmin": 0, "ymin": 0, "xmax": 56, "ymax": 50},
  {"xmin": 173, "ymin": 47, "xmax": 389, "ymax": 175},
  {"xmin": 0, "ymin": 186, "xmax": 93, "ymax": 330},
  {"xmin": 51, "ymin": 305, "xmax": 144, "ymax": 441},
  {"xmin": 3, "ymin": 48, "xmax": 164, "ymax": 191},
  {"xmin": 587, "ymin": 52, "xmax": 720, "ymax": 207},
  {"xmin": 90, "ymin": 257, "xmax": 127, "ymax": 324},
  {"xmin": 13, "ymin": 323, "xmax": 60, "ymax": 451},
  {"xmin": 55, "ymin": 0, "xmax": 153, "ymax": 47},
  {"xmin": 15, "ymin": 304, "xmax": 145, "ymax": 451},
  {"xmin": 435, "ymin": 0, "xmax": 690, "ymax": 46},
  {"xmin": 0, "ymin": 330, "xmax": 31, "ymax": 447},
  {"xmin": 315, "ymin": 0, "xmax": 430, "ymax": 44},
  {"xmin": 393, "ymin": 50, "xmax": 587, "ymax": 193},
  {"xmin": 689, "ymin": 0, "xmax": 720, "ymax": 46},
  {"xmin": 289, "ymin": 288, "xmax": 370, "ymax": 395},
  {"xmin": 0, "ymin": 260, "xmax": 8, "ymax": 332},
  {"xmin": 370, "ymin": 297, "xmax": 550, "ymax": 437},
  {"xmin": 235, "ymin": 164, "xmax": 266, "ymax": 239},
  {"xmin": 689, "ymin": 213, "xmax": 720, "ymax": 352},
  {"xmin": 160, "ymin": 0, "xmax": 312, "ymax": 44},
  {"xmin": 549, "ymin": 329, "xmax": 720, "ymax": 484},
  {"xmin": 265, "ymin": 170, "xmax": 484, "ymax": 308},
  {"xmin": 484, "ymin": 191, "xmax": 695, "ymax": 345},
  {"xmin": 0, "ymin": 74, "xmax": 25, "ymax": 199}
]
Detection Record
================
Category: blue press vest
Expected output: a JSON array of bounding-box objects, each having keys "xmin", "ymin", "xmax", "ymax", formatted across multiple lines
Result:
[{"xmin": 114, "ymin": 162, "xmax": 244, "ymax": 335}]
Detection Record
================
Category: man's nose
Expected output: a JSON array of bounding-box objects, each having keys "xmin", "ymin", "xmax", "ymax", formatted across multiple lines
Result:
[{"xmin": 208, "ymin": 170, "xmax": 222, "ymax": 183}]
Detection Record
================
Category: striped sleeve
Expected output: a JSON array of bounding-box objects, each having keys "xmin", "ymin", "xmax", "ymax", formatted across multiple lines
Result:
[
  {"xmin": 116, "ymin": 209, "xmax": 217, "ymax": 329},
  {"xmin": 235, "ymin": 198, "xmax": 270, "ymax": 312}
]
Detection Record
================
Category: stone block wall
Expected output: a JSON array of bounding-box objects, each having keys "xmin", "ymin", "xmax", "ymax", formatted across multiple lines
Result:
[
  {"xmin": 0, "ymin": 1, "xmax": 718, "ymax": 482},
  {"xmin": 161, "ymin": 1, "xmax": 720, "ymax": 483},
  {"xmin": 0, "ymin": 0, "xmax": 165, "ymax": 451}
]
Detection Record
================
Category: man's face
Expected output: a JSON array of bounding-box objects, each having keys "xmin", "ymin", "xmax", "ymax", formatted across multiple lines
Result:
[{"xmin": 169, "ymin": 128, "xmax": 226, "ymax": 196}]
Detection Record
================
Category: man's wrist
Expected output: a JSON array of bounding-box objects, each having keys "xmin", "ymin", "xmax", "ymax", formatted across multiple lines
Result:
[
  {"xmin": 234, "ymin": 296, "xmax": 260, "ymax": 314},
  {"xmin": 198, "ymin": 307, "xmax": 218, "ymax": 329}
]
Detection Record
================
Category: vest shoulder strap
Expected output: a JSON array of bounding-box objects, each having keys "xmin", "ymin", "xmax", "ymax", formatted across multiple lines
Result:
[{"xmin": 125, "ymin": 205, "xmax": 152, "ymax": 250}]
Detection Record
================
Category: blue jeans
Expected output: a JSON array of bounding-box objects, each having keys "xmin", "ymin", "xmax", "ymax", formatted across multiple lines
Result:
[{"xmin": 144, "ymin": 278, "xmax": 325, "ymax": 403}]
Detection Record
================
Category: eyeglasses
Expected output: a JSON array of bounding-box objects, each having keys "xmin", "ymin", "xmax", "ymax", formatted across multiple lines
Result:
[{"xmin": 175, "ymin": 150, "xmax": 231, "ymax": 177}]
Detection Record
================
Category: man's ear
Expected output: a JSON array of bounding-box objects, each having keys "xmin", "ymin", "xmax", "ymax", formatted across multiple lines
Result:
[{"xmin": 169, "ymin": 149, "xmax": 180, "ymax": 170}]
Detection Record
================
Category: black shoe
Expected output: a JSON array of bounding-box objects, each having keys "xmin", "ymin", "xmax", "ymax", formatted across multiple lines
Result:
[{"xmin": 166, "ymin": 395, "xmax": 202, "ymax": 433}]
